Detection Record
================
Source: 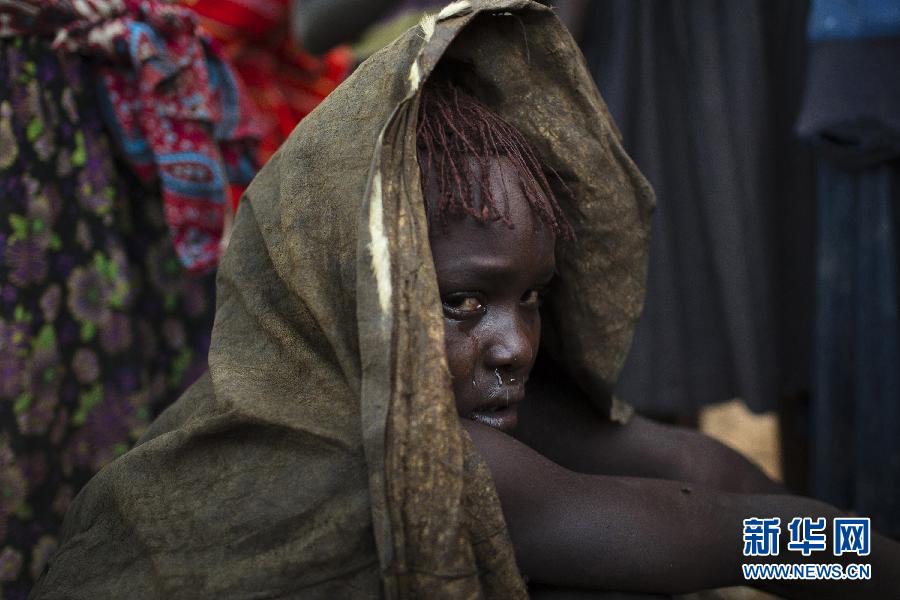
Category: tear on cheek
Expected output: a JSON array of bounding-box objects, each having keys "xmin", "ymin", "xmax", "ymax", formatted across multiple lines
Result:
[{"xmin": 469, "ymin": 332, "xmax": 480, "ymax": 380}]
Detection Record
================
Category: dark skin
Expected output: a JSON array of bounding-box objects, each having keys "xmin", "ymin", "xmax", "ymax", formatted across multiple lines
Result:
[
  {"xmin": 428, "ymin": 157, "xmax": 900, "ymax": 599},
  {"xmin": 431, "ymin": 159, "xmax": 554, "ymax": 436}
]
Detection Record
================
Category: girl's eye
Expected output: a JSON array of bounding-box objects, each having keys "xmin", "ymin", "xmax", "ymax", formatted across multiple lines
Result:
[
  {"xmin": 442, "ymin": 295, "xmax": 485, "ymax": 320},
  {"xmin": 521, "ymin": 289, "xmax": 544, "ymax": 309}
]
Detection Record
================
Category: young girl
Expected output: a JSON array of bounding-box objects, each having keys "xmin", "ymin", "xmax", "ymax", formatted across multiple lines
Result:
[
  {"xmin": 33, "ymin": 2, "xmax": 900, "ymax": 598},
  {"xmin": 418, "ymin": 77, "xmax": 900, "ymax": 598}
]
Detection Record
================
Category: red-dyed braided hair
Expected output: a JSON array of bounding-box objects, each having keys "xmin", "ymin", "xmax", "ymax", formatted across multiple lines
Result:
[{"xmin": 416, "ymin": 78, "xmax": 574, "ymax": 239}]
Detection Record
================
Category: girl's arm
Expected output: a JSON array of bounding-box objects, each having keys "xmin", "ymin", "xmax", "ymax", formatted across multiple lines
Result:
[
  {"xmin": 516, "ymin": 372, "xmax": 784, "ymax": 494},
  {"xmin": 465, "ymin": 420, "xmax": 900, "ymax": 598}
]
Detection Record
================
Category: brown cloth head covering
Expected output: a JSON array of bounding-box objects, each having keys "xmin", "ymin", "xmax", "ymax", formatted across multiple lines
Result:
[{"xmin": 32, "ymin": 1, "xmax": 653, "ymax": 598}]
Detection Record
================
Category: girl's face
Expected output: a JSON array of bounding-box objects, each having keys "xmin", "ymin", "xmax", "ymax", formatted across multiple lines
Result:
[{"xmin": 428, "ymin": 157, "xmax": 556, "ymax": 433}]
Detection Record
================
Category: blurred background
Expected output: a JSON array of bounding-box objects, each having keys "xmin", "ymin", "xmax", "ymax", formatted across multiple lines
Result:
[
  {"xmin": 0, "ymin": 0, "xmax": 897, "ymax": 597},
  {"xmin": 557, "ymin": 0, "xmax": 900, "ymax": 544}
]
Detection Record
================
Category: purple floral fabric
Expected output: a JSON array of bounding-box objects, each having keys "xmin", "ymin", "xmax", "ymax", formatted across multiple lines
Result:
[{"xmin": 0, "ymin": 36, "xmax": 215, "ymax": 598}]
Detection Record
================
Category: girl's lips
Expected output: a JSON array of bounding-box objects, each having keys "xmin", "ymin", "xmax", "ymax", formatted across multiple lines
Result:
[
  {"xmin": 484, "ymin": 383, "xmax": 525, "ymax": 408},
  {"xmin": 469, "ymin": 405, "xmax": 519, "ymax": 433},
  {"xmin": 468, "ymin": 384, "xmax": 524, "ymax": 433}
]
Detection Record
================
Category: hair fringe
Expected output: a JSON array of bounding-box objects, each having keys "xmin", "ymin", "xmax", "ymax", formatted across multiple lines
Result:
[{"xmin": 416, "ymin": 79, "xmax": 574, "ymax": 240}]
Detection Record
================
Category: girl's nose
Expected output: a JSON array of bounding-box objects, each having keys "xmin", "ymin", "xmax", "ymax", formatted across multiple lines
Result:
[{"xmin": 484, "ymin": 309, "xmax": 534, "ymax": 375}]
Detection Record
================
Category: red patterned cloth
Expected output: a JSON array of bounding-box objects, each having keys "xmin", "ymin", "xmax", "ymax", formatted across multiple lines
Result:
[
  {"xmin": 1, "ymin": 0, "xmax": 265, "ymax": 273},
  {"xmin": 184, "ymin": 0, "xmax": 352, "ymax": 178}
]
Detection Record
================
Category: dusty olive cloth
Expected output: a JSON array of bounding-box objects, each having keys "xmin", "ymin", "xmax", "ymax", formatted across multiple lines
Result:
[{"xmin": 32, "ymin": 1, "xmax": 653, "ymax": 598}]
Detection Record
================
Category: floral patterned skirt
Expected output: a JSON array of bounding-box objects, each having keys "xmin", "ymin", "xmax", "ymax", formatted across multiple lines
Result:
[{"xmin": 0, "ymin": 37, "xmax": 216, "ymax": 598}]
